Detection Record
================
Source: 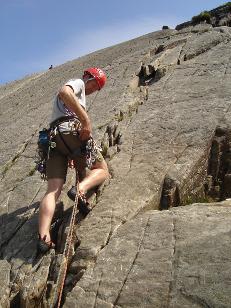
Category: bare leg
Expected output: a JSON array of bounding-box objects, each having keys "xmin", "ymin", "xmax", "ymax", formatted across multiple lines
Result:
[
  {"xmin": 78, "ymin": 159, "xmax": 109, "ymax": 195},
  {"xmin": 39, "ymin": 178, "xmax": 64, "ymax": 242}
]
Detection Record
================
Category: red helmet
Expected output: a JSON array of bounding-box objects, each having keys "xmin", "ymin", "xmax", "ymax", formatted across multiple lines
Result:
[{"xmin": 84, "ymin": 67, "xmax": 106, "ymax": 90}]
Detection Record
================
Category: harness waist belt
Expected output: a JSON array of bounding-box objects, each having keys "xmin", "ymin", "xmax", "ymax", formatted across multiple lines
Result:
[{"xmin": 50, "ymin": 116, "xmax": 77, "ymax": 128}]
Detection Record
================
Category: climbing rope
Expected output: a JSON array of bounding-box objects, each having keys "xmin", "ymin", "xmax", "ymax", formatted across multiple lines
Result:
[{"xmin": 49, "ymin": 172, "xmax": 80, "ymax": 308}]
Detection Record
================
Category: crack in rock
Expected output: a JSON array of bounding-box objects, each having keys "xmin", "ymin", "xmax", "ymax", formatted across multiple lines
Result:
[
  {"xmin": 104, "ymin": 208, "xmax": 114, "ymax": 247},
  {"xmin": 93, "ymin": 272, "xmax": 103, "ymax": 308},
  {"xmin": 160, "ymin": 141, "xmax": 214, "ymax": 210},
  {"xmin": 206, "ymin": 125, "xmax": 231, "ymax": 201},
  {"xmin": 126, "ymin": 136, "xmax": 135, "ymax": 175},
  {"xmin": 183, "ymin": 34, "xmax": 231, "ymax": 62},
  {"xmin": 113, "ymin": 216, "xmax": 150, "ymax": 307},
  {"xmin": 20, "ymin": 253, "xmax": 54, "ymax": 307},
  {"xmin": 167, "ymin": 214, "xmax": 177, "ymax": 307},
  {"xmin": 1, "ymin": 135, "xmax": 36, "ymax": 181}
]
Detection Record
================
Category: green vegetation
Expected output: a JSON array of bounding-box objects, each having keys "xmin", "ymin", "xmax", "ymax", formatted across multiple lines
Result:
[
  {"xmin": 191, "ymin": 2, "xmax": 231, "ymax": 25},
  {"xmin": 225, "ymin": 2, "xmax": 231, "ymax": 11},
  {"xmin": 217, "ymin": 2, "xmax": 231, "ymax": 7},
  {"xmin": 192, "ymin": 11, "xmax": 212, "ymax": 24},
  {"xmin": 224, "ymin": 2, "xmax": 231, "ymax": 7},
  {"xmin": 217, "ymin": 2, "xmax": 231, "ymax": 11},
  {"xmin": 182, "ymin": 194, "xmax": 215, "ymax": 206}
]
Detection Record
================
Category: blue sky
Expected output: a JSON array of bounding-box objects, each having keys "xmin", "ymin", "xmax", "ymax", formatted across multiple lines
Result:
[{"xmin": 0, "ymin": 0, "xmax": 226, "ymax": 85}]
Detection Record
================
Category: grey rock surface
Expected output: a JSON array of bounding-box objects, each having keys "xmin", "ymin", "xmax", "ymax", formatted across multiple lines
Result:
[
  {"xmin": 0, "ymin": 21, "xmax": 231, "ymax": 307},
  {"xmin": 64, "ymin": 204, "xmax": 231, "ymax": 308},
  {"xmin": 0, "ymin": 260, "xmax": 11, "ymax": 308}
]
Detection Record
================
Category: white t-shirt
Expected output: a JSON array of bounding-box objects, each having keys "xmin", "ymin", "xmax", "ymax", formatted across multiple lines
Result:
[{"xmin": 50, "ymin": 78, "xmax": 86, "ymax": 124}]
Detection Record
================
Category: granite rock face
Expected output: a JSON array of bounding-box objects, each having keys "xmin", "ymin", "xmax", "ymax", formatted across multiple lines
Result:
[
  {"xmin": 64, "ymin": 204, "xmax": 231, "ymax": 308},
  {"xmin": 0, "ymin": 21, "xmax": 231, "ymax": 307}
]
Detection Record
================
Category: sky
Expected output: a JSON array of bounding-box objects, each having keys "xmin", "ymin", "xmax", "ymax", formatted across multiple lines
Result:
[{"xmin": 0, "ymin": 0, "xmax": 226, "ymax": 85}]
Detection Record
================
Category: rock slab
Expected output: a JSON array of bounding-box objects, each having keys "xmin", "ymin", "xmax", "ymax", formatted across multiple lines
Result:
[{"xmin": 65, "ymin": 204, "xmax": 231, "ymax": 308}]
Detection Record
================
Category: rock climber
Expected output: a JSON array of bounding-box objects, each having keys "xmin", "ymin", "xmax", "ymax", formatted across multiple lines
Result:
[{"xmin": 38, "ymin": 67, "xmax": 109, "ymax": 252}]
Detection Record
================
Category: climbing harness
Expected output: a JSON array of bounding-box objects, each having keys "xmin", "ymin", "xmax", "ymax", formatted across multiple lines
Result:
[
  {"xmin": 36, "ymin": 116, "xmax": 99, "ymax": 179},
  {"xmin": 36, "ymin": 117, "xmax": 78, "ymax": 179},
  {"xmin": 49, "ymin": 172, "xmax": 80, "ymax": 308}
]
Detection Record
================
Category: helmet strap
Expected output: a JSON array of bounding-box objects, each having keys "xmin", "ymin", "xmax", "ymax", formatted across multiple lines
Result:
[
  {"xmin": 84, "ymin": 75, "xmax": 95, "ymax": 84},
  {"xmin": 87, "ymin": 91, "xmax": 99, "ymax": 111}
]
